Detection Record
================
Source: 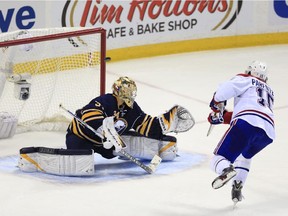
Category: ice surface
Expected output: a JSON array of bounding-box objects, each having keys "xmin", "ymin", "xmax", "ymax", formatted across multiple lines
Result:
[{"xmin": 0, "ymin": 45, "xmax": 287, "ymax": 216}]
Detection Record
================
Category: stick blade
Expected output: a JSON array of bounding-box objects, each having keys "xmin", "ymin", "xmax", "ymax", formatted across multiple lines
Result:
[{"xmin": 147, "ymin": 155, "xmax": 162, "ymax": 173}]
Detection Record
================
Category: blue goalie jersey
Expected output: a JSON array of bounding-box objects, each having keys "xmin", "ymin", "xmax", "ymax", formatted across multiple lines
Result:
[{"xmin": 65, "ymin": 93, "xmax": 163, "ymax": 158}]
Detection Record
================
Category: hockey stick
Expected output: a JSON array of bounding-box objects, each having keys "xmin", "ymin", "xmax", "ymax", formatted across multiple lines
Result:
[
  {"xmin": 206, "ymin": 109, "xmax": 224, "ymax": 137},
  {"xmin": 59, "ymin": 104, "xmax": 162, "ymax": 174},
  {"xmin": 206, "ymin": 124, "xmax": 214, "ymax": 137}
]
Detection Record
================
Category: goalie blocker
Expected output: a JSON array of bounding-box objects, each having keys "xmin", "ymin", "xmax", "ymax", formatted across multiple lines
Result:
[{"xmin": 18, "ymin": 147, "xmax": 94, "ymax": 176}]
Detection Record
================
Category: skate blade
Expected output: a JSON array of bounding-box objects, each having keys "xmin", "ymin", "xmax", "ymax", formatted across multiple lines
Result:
[
  {"xmin": 233, "ymin": 201, "xmax": 238, "ymax": 209},
  {"xmin": 212, "ymin": 170, "xmax": 237, "ymax": 189},
  {"xmin": 147, "ymin": 155, "xmax": 162, "ymax": 173},
  {"xmin": 233, "ymin": 198, "xmax": 240, "ymax": 203}
]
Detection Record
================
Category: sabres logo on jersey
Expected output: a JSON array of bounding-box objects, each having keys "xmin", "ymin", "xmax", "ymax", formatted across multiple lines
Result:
[{"xmin": 114, "ymin": 119, "xmax": 127, "ymax": 135}]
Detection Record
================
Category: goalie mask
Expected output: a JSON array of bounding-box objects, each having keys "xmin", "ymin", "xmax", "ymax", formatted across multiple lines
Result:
[
  {"xmin": 245, "ymin": 60, "xmax": 268, "ymax": 82},
  {"xmin": 112, "ymin": 76, "xmax": 137, "ymax": 108}
]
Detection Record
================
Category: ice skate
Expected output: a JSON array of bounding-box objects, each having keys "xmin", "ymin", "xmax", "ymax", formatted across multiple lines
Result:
[
  {"xmin": 212, "ymin": 165, "xmax": 236, "ymax": 189},
  {"xmin": 232, "ymin": 180, "xmax": 243, "ymax": 205}
]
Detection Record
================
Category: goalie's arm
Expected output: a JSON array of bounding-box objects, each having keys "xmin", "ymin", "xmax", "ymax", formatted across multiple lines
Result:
[
  {"xmin": 132, "ymin": 105, "xmax": 195, "ymax": 138},
  {"xmin": 67, "ymin": 106, "xmax": 125, "ymax": 152},
  {"xmin": 68, "ymin": 108, "xmax": 105, "ymax": 145},
  {"xmin": 132, "ymin": 114, "xmax": 164, "ymax": 139}
]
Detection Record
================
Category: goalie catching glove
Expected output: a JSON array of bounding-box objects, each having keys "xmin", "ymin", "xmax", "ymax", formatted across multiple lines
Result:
[{"xmin": 158, "ymin": 105, "xmax": 195, "ymax": 134}]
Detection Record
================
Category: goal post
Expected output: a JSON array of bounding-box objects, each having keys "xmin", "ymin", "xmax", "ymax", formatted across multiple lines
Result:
[{"xmin": 0, "ymin": 27, "xmax": 107, "ymax": 133}]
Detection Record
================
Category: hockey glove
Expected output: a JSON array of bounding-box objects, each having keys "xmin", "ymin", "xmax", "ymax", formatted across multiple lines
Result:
[
  {"xmin": 207, "ymin": 110, "xmax": 232, "ymax": 125},
  {"xmin": 209, "ymin": 94, "xmax": 227, "ymax": 113},
  {"xmin": 208, "ymin": 112, "xmax": 224, "ymax": 125},
  {"xmin": 102, "ymin": 116, "xmax": 125, "ymax": 152}
]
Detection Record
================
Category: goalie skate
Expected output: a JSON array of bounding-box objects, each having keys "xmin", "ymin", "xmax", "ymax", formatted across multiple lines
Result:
[{"xmin": 212, "ymin": 165, "xmax": 236, "ymax": 189}]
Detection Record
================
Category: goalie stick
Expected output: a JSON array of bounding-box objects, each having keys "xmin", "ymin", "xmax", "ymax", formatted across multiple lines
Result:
[{"xmin": 59, "ymin": 104, "xmax": 162, "ymax": 174}]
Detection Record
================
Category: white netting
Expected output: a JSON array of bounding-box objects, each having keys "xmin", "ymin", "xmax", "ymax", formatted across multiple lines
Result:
[{"xmin": 0, "ymin": 27, "xmax": 105, "ymax": 133}]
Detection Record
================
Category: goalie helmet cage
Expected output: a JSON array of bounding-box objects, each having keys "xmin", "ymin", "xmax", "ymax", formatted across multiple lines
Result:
[{"xmin": 0, "ymin": 27, "xmax": 106, "ymax": 133}]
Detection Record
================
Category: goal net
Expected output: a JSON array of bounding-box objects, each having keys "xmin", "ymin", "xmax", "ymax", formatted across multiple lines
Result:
[{"xmin": 0, "ymin": 27, "xmax": 106, "ymax": 133}]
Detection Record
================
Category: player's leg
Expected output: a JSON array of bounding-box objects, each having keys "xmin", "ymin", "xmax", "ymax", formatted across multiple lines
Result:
[
  {"xmin": 231, "ymin": 127, "xmax": 273, "ymax": 204},
  {"xmin": 231, "ymin": 154, "xmax": 251, "ymax": 204},
  {"xmin": 211, "ymin": 119, "xmax": 252, "ymax": 189},
  {"xmin": 242, "ymin": 126, "xmax": 273, "ymax": 159},
  {"xmin": 233, "ymin": 126, "xmax": 273, "ymax": 185}
]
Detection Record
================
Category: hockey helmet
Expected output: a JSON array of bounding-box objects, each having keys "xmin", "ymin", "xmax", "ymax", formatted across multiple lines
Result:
[
  {"xmin": 245, "ymin": 60, "xmax": 268, "ymax": 82},
  {"xmin": 112, "ymin": 76, "xmax": 137, "ymax": 108}
]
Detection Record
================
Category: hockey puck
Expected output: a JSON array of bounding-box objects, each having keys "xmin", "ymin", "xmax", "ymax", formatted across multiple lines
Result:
[{"xmin": 105, "ymin": 57, "xmax": 111, "ymax": 62}]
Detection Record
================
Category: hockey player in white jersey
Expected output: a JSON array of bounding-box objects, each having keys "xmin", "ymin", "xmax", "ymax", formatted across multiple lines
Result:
[{"xmin": 207, "ymin": 61, "xmax": 275, "ymax": 205}]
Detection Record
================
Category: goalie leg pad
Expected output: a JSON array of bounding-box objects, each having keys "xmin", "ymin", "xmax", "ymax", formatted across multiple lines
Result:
[
  {"xmin": 18, "ymin": 147, "xmax": 95, "ymax": 176},
  {"xmin": 119, "ymin": 132, "xmax": 178, "ymax": 161},
  {"xmin": 120, "ymin": 134, "xmax": 159, "ymax": 160},
  {"xmin": 159, "ymin": 135, "xmax": 178, "ymax": 161},
  {"xmin": 210, "ymin": 154, "xmax": 231, "ymax": 175},
  {"xmin": 0, "ymin": 112, "xmax": 18, "ymax": 139}
]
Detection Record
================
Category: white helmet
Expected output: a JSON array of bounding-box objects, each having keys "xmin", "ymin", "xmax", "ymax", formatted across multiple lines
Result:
[{"xmin": 245, "ymin": 60, "xmax": 268, "ymax": 82}]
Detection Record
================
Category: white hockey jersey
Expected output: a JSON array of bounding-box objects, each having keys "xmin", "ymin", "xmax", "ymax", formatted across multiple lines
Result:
[{"xmin": 214, "ymin": 74, "xmax": 275, "ymax": 140}]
